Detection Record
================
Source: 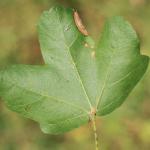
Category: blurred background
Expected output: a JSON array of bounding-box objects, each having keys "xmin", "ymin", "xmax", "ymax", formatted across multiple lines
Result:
[{"xmin": 0, "ymin": 0, "xmax": 150, "ymax": 150}]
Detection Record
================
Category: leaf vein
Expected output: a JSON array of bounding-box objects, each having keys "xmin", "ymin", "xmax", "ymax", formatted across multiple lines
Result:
[
  {"xmin": 6, "ymin": 79, "xmax": 88, "ymax": 113},
  {"xmin": 45, "ymin": 113, "xmax": 88, "ymax": 125},
  {"xmin": 56, "ymin": 8, "xmax": 92, "ymax": 110}
]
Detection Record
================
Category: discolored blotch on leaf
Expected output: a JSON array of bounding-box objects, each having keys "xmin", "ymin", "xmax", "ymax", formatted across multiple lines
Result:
[{"xmin": 73, "ymin": 10, "xmax": 89, "ymax": 36}]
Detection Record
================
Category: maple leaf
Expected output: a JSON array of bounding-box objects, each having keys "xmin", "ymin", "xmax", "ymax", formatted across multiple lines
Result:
[{"xmin": 0, "ymin": 6, "xmax": 149, "ymax": 134}]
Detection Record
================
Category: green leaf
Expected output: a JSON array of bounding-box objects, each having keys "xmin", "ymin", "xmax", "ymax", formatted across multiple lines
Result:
[{"xmin": 0, "ymin": 6, "xmax": 149, "ymax": 134}]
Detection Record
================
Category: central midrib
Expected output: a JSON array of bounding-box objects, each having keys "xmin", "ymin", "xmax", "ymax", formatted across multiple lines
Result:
[{"xmin": 56, "ymin": 8, "xmax": 93, "ymax": 110}]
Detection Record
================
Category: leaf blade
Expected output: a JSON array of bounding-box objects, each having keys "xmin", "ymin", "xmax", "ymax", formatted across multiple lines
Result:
[
  {"xmin": 0, "ymin": 65, "xmax": 89, "ymax": 133},
  {"xmin": 0, "ymin": 7, "xmax": 149, "ymax": 134},
  {"xmin": 38, "ymin": 6, "xmax": 93, "ymax": 108},
  {"xmin": 95, "ymin": 16, "xmax": 149, "ymax": 115}
]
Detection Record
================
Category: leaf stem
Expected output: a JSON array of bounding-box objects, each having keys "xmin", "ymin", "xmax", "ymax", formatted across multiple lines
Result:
[{"xmin": 91, "ymin": 117, "xmax": 99, "ymax": 150}]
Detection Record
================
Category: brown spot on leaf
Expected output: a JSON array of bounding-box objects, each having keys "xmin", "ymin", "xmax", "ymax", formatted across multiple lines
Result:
[
  {"xmin": 84, "ymin": 43, "xmax": 90, "ymax": 48},
  {"xmin": 91, "ymin": 51, "xmax": 96, "ymax": 58},
  {"xmin": 73, "ymin": 11, "xmax": 89, "ymax": 36}
]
